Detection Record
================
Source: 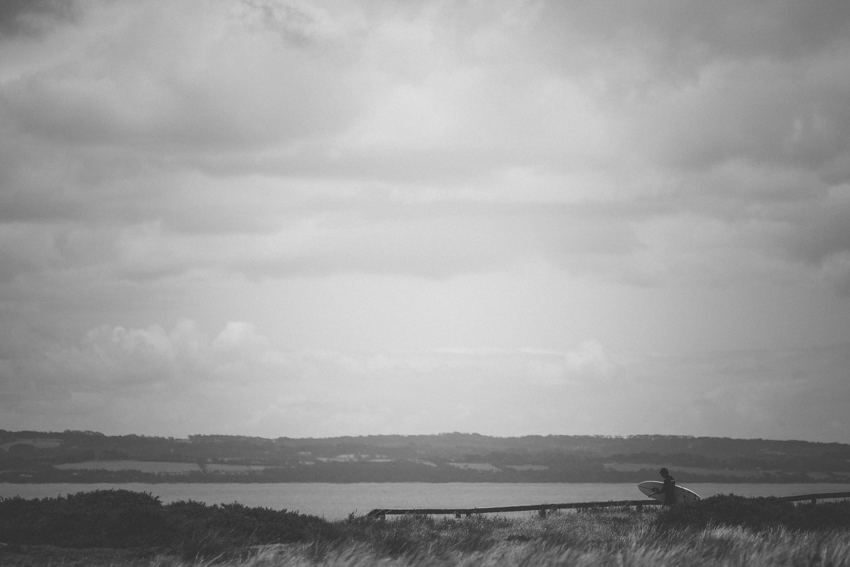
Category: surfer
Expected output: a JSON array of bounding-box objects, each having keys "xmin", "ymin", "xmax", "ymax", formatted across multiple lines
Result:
[{"xmin": 652, "ymin": 468, "xmax": 677, "ymax": 506}]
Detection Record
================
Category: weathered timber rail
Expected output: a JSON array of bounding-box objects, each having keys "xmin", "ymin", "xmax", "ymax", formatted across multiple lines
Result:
[
  {"xmin": 781, "ymin": 491, "xmax": 850, "ymax": 504},
  {"xmin": 366, "ymin": 491, "xmax": 850, "ymax": 519},
  {"xmin": 367, "ymin": 499, "xmax": 661, "ymax": 518}
]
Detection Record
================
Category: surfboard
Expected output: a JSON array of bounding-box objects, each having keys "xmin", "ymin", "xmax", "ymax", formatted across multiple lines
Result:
[{"xmin": 638, "ymin": 480, "xmax": 701, "ymax": 503}]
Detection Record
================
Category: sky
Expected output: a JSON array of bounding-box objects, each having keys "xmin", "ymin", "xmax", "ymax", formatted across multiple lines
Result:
[{"xmin": 1, "ymin": 0, "xmax": 849, "ymax": 443}]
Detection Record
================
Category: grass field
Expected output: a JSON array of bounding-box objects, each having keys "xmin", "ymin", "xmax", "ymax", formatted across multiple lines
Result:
[
  {"xmin": 1, "ymin": 491, "xmax": 849, "ymax": 566},
  {"xmin": 250, "ymin": 521, "xmax": 850, "ymax": 567},
  {"xmin": 602, "ymin": 462, "xmax": 770, "ymax": 478},
  {"xmin": 54, "ymin": 461, "xmax": 202, "ymax": 474},
  {"xmin": 5, "ymin": 511, "xmax": 848, "ymax": 566}
]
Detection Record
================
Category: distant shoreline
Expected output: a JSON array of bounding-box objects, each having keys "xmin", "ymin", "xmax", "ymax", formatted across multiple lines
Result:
[{"xmin": 3, "ymin": 430, "xmax": 849, "ymax": 485}]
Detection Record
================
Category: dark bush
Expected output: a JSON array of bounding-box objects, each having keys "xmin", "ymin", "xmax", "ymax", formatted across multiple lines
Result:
[
  {"xmin": 655, "ymin": 494, "xmax": 850, "ymax": 532},
  {"xmin": 332, "ymin": 514, "xmax": 506, "ymax": 559},
  {"xmin": 0, "ymin": 490, "xmax": 168, "ymax": 548},
  {"xmin": 165, "ymin": 499, "xmax": 341, "ymax": 559},
  {"xmin": 0, "ymin": 489, "xmax": 340, "ymax": 555}
]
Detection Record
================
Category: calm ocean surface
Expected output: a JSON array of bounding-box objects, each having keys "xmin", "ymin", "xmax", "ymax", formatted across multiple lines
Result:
[{"xmin": 2, "ymin": 483, "xmax": 848, "ymax": 519}]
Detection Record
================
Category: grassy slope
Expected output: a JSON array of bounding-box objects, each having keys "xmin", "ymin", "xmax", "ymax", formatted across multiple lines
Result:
[
  {"xmin": 262, "ymin": 524, "xmax": 850, "ymax": 567},
  {"xmin": 4, "ymin": 519, "xmax": 850, "ymax": 567},
  {"xmin": 1, "ymin": 491, "xmax": 850, "ymax": 566}
]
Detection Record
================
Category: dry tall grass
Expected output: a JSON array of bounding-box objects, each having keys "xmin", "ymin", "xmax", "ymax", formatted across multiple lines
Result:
[
  {"xmin": 2, "ymin": 506, "xmax": 848, "ymax": 566},
  {"xmin": 155, "ymin": 508, "xmax": 850, "ymax": 567},
  {"xmin": 229, "ymin": 523, "xmax": 850, "ymax": 567}
]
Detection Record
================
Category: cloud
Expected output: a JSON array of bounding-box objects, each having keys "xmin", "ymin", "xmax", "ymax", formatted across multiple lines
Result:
[
  {"xmin": 617, "ymin": 344, "xmax": 848, "ymax": 440},
  {"xmin": 539, "ymin": 0, "xmax": 850, "ymax": 77},
  {"xmin": 0, "ymin": 320, "xmax": 301, "ymax": 433},
  {"xmin": 625, "ymin": 56, "xmax": 850, "ymax": 173},
  {"xmin": 0, "ymin": 0, "xmax": 75, "ymax": 38},
  {"xmin": 787, "ymin": 189, "xmax": 850, "ymax": 259},
  {"xmin": 0, "ymin": 321, "xmax": 609, "ymax": 435},
  {"xmin": 0, "ymin": 1, "xmax": 360, "ymax": 153},
  {"xmin": 1, "ymin": 0, "xmax": 850, "ymax": 442},
  {"xmin": 2, "ymin": 320, "xmax": 848, "ymax": 441},
  {"xmin": 565, "ymin": 340, "xmax": 615, "ymax": 376},
  {"xmin": 1, "ymin": 0, "xmax": 844, "ymax": 292}
]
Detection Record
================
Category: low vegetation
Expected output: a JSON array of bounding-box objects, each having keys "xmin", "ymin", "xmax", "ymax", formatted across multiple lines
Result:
[
  {"xmin": 657, "ymin": 494, "xmax": 850, "ymax": 532},
  {"xmin": 1, "ymin": 490, "xmax": 849, "ymax": 566},
  {"xmin": 0, "ymin": 490, "xmax": 337, "ymax": 562}
]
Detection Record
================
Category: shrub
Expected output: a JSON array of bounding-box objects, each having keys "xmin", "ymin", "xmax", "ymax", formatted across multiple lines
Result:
[
  {"xmin": 0, "ymin": 489, "xmax": 340, "ymax": 555},
  {"xmin": 165, "ymin": 499, "xmax": 341, "ymax": 559},
  {"xmin": 655, "ymin": 494, "xmax": 850, "ymax": 532},
  {"xmin": 0, "ymin": 490, "xmax": 168, "ymax": 548},
  {"xmin": 331, "ymin": 514, "xmax": 516, "ymax": 559}
]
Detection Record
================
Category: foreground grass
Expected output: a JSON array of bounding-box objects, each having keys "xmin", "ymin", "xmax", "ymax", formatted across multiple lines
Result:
[
  {"xmin": 2, "ymin": 491, "xmax": 850, "ymax": 566},
  {"xmin": 4, "ymin": 514, "xmax": 850, "ymax": 567},
  {"xmin": 247, "ymin": 524, "xmax": 850, "ymax": 567},
  {"xmin": 296, "ymin": 510, "xmax": 850, "ymax": 567}
]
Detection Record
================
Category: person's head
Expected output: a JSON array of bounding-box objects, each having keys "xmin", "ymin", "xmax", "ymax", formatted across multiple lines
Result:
[{"xmin": 660, "ymin": 468, "xmax": 669, "ymax": 478}]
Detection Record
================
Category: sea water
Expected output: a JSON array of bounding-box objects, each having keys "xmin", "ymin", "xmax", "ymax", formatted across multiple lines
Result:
[{"xmin": 2, "ymin": 482, "xmax": 848, "ymax": 519}]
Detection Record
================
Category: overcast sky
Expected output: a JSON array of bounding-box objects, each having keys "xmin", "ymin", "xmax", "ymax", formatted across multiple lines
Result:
[{"xmin": 1, "ymin": 0, "xmax": 849, "ymax": 442}]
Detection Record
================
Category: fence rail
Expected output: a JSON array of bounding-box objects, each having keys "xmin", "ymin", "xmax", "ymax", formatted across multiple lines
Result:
[
  {"xmin": 367, "ymin": 499, "xmax": 660, "ymax": 518},
  {"xmin": 367, "ymin": 491, "xmax": 850, "ymax": 518},
  {"xmin": 781, "ymin": 491, "xmax": 850, "ymax": 504}
]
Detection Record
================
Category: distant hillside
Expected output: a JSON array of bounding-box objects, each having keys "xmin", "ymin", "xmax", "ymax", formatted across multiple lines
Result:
[{"xmin": 1, "ymin": 430, "xmax": 849, "ymax": 484}]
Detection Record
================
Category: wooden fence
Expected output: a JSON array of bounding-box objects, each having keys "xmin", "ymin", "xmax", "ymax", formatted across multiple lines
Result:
[
  {"xmin": 368, "ymin": 499, "xmax": 660, "ymax": 518},
  {"xmin": 781, "ymin": 491, "xmax": 850, "ymax": 505},
  {"xmin": 366, "ymin": 491, "xmax": 850, "ymax": 519}
]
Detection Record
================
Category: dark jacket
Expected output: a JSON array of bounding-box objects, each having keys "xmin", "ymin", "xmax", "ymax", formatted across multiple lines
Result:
[{"xmin": 661, "ymin": 475, "xmax": 676, "ymax": 506}]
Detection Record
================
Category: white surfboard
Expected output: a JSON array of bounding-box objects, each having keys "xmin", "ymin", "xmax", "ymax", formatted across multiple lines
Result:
[{"xmin": 638, "ymin": 480, "xmax": 701, "ymax": 503}]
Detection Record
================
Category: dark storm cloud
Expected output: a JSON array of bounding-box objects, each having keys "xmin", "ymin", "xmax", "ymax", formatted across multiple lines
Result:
[
  {"xmin": 780, "ymin": 192, "xmax": 850, "ymax": 294},
  {"xmin": 792, "ymin": 196, "xmax": 850, "ymax": 261},
  {"xmin": 0, "ymin": 4, "xmax": 360, "ymax": 157},
  {"xmin": 0, "ymin": 0, "xmax": 846, "ymax": 288},
  {"xmin": 0, "ymin": 0, "xmax": 75, "ymax": 38},
  {"xmin": 541, "ymin": 0, "xmax": 850, "ymax": 70}
]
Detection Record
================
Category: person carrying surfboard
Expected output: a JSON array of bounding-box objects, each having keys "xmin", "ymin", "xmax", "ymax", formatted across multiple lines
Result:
[{"xmin": 652, "ymin": 468, "xmax": 676, "ymax": 506}]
